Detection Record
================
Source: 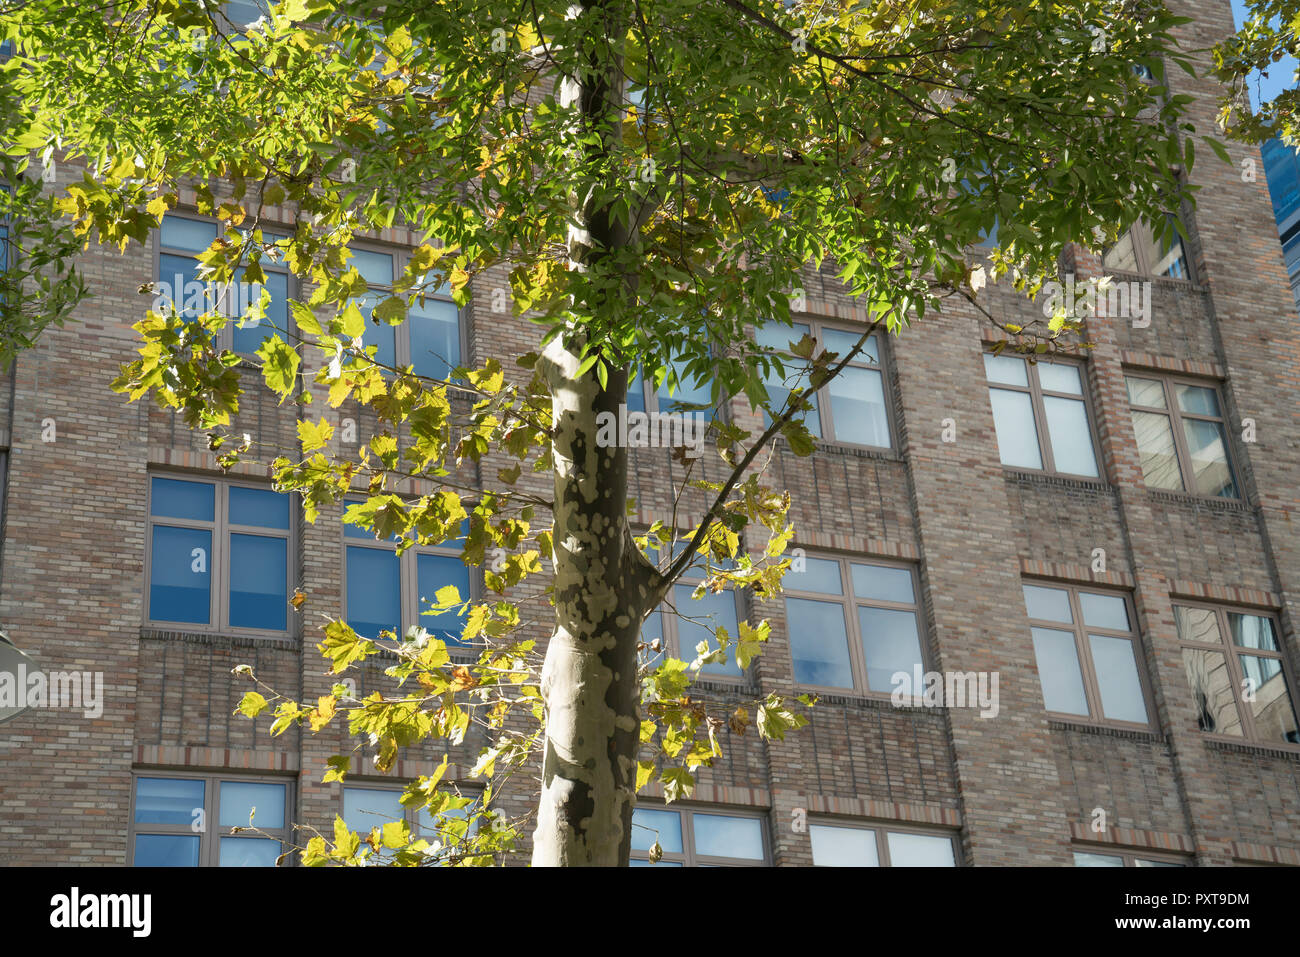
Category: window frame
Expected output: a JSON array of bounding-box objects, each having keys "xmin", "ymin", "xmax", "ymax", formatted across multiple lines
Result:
[
  {"xmin": 1124, "ymin": 372, "xmax": 1239, "ymax": 500},
  {"xmin": 1103, "ymin": 214, "xmax": 1194, "ymax": 281},
  {"xmin": 629, "ymin": 801, "xmax": 771, "ymax": 866},
  {"xmin": 345, "ymin": 239, "xmax": 467, "ymax": 380},
  {"xmin": 808, "ymin": 817, "xmax": 961, "ymax": 867},
  {"xmin": 781, "ymin": 553, "xmax": 926, "ymax": 697},
  {"xmin": 127, "ymin": 769, "xmax": 294, "ymax": 867},
  {"xmin": 984, "ymin": 353, "xmax": 1103, "ymax": 479},
  {"xmin": 757, "ymin": 317, "xmax": 895, "ymax": 451},
  {"xmin": 143, "ymin": 472, "xmax": 295, "ymax": 638},
  {"xmin": 339, "ymin": 780, "xmax": 481, "ymax": 860},
  {"xmin": 340, "ymin": 496, "xmax": 477, "ymax": 647},
  {"xmin": 1173, "ymin": 600, "xmax": 1300, "ymax": 749},
  {"xmin": 1022, "ymin": 581, "xmax": 1154, "ymax": 730},
  {"xmin": 153, "ymin": 211, "xmax": 297, "ymax": 357},
  {"xmin": 1072, "ymin": 846, "xmax": 1190, "ymax": 867}
]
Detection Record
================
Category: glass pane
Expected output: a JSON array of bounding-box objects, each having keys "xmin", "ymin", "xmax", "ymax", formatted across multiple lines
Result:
[
  {"xmin": 229, "ymin": 486, "xmax": 289, "ymax": 529},
  {"xmin": 1079, "ymin": 592, "xmax": 1129, "ymax": 630},
  {"xmin": 826, "ymin": 366, "xmax": 889, "ymax": 447},
  {"xmin": 886, "ymin": 832, "xmax": 956, "ymax": 867},
  {"xmin": 761, "ymin": 359, "xmax": 821, "ymax": 437},
  {"xmin": 409, "ymin": 298, "xmax": 460, "ymax": 380},
  {"xmin": 850, "ymin": 563, "xmax": 914, "ymax": 604},
  {"xmin": 785, "ymin": 597, "xmax": 854, "ymax": 688},
  {"xmin": 1089, "ymin": 634, "xmax": 1149, "ymax": 724},
  {"xmin": 1073, "ymin": 851, "xmax": 1124, "ymax": 867},
  {"xmin": 231, "ymin": 270, "xmax": 288, "ymax": 355},
  {"xmin": 1102, "ymin": 230, "xmax": 1137, "ymax": 272},
  {"xmin": 1125, "ymin": 376, "xmax": 1167, "ymax": 409},
  {"xmin": 229, "ymin": 534, "xmax": 287, "ymax": 631},
  {"xmin": 821, "ymin": 328, "xmax": 879, "ymax": 364},
  {"xmin": 342, "ymin": 787, "xmax": 404, "ymax": 833},
  {"xmin": 672, "ymin": 584, "xmax": 742, "ymax": 677},
  {"xmin": 858, "ymin": 607, "xmax": 923, "ymax": 693},
  {"xmin": 1174, "ymin": 606, "xmax": 1221, "ymax": 644},
  {"xmin": 1042, "ymin": 396, "xmax": 1099, "ymax": 476},
  {"xmin": 1037, "ymin": 363, "xmax": 1084, "ymax": 395},
  {"xmin": 1181, "ymin": 648, "xmax": 1242, "ymax": 736},
  {"xmin": 1181, "ymin": 418, "xmax": 1236, "ymax": 498},
  {"xmin": 135, "ymin": 777, "xmax": 205, "ymax": 825},
  {"xmin": 1228, "ymin": 613, "xmax": 1279, "ymax": 652},
  {"xmin": 789, "ymin": 556, "xmax": 843, "ymax": 595},
  {"xmin": 1031, "ymin": 627, "xmax": 1089, "ymax": 715},
  {"xmin": 218, "ymin": 780, "xmax": 286, "ymax": 829},
  {"xmin": 417, "ymin": 553, "xmax": 472, "ymax": 645},
  {"xmin": 157, "ymin": 253, "xmax": 204, "ymax": 318},
  {"xmin": 150, "ymin": 526, "xmax": 212, "ymax": 624},
  {"xmin": 219, "ymin": 837, "xmax": 280, "ymax": 867},
  {"xmin": 656, "ymin": 357, "xmax": 713, "ymax": 409},
  {"xmin": 755, "ymin": 320, "xmax": 810, "ymax": 352},
  {"xmin": 692, "ymin": 814, "xmax": 764, "ymax": 860},
  {"xmin": 988, "ymin": 388, "xmax": 1043, "ymax": 469},
  {"xmin": 629, "ymin": 859, "xmax": 683, "ymax": 866},
  {"xmin": 350, "ymin": 248, "xmax": 393, "ymax": 285},
  {"xmin": 342, "ymin": 499, "xmax": 402, "ymax": 542},
  {"xmin": 1023, "ymin": 584, "xmax": 1072, "ymax": 623},
  {"xmin": 1175, "ymin": 383, "xmax": 1221, "ymax": 417},
  {"xmin": 1134, "ymin": 859, "xmax": 1184, "ymax": 867},
  {"xmin": 639, "ymin": 607, "xmax": 664, "ymax": 671},
  {"xmin": 1239, "ymin": 655, "xmax": 1300, "ymax": 744},
  {"xmin": 161, "ymin": 216, "xmax": 218, "ymax": 253},
  {"xmin": 630, "ymin": 807, "xmax": 683, "ymax": 853},
  {"xmin": 626, "ymin": 367, "xmax": 646, "ymax": 415},
  {"xmin": 983, "ymin": 353, "xmax": 1029, "ymax": 387},
  {"xmin": 810, "ymin": 824, "xmax": 878, "ymax": 866},
  {"xmin": 346, "ymin": 546, "xmax": 400, "ymax": 639},
  {"xmin": 151, "ymin": 477, "xmax": 215, "ymax": 521},
  {"xmin": 1130, "ymin": 410, "xmax": 1183, "ymax": 490},
  {"xmin": 356, "ymin": 290, "xmax": 397, "ymax": 370},
  {"xmin": 133, "ymin": 834, "xmax": 200, "ymax": 867}
]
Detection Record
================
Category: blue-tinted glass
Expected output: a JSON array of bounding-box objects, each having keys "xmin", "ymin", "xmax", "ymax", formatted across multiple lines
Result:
[
  {"xmin": 630, "ymin": 807, "xmax": 683, "ymax": 852},
  {"xmin": 850, "ymin": 563, "xmax": 914, "ymax": 603},
  {"xmin": 1079, "ymin": 592, "xmax": 1129, "ymax": 630},
  {"xmin": 858, "ymin": 607, "xmax": 924, "ymax": 692},
  {"xmin": 418, "ymin": 552, "xmax": 471, "ymax": 645},
  {"xmin": 219, "ymin": 837, "xmax": 280, "ymax": 866},
  {"xmin": 231, "ymin": 269, "xmax": 289, "ymax": 354},
  {"xmin": 693, "ymin": 814, "xmax": 763, "ymax": 859},
  {"xmin": 672, "ymin": 584, "xmax": 742, "ymax": 677},
  {"xmin": 343, "ymin": 787, "xmax": 404, "ymax": 833},
  {"xmin": 1031, "ymin": 627, "xmax": 1089, "ymax": 715},
  {"xmin": 1180, "ymin": 418, "xmax": 1236, "ymax": 498},
  {"xmin": 1228, "ymin": 613, "xmax": 1279, "ymax": 652},
  {"xmin": 150, "ymin": 526, "xmax": 212, "ymax": 624},
  {"xmin": 785, "ymin": 597, "xmax": 853, "ymax": 688},
  {"xmin": 1023, "ymin": 584, "xmax": 1072, "ymax": 623},
  {"xmin": 350, "ymin": 248, "xmax": 393, "ymax": 285},
  {"xmin": 157, "ymin": 253, "xmax": 205, "ymax": 319},
  {"xmin": 346, "ymin": 547, "xmax": 400, "ymax": 639},
  {"xmin": 409, "ymin": 298, "xmax": 460, "ymax": 379},
  {"xmin": 229, "ymin": 486, "xmax": 289, "ymax": 529},
  {"xmin": 1089, "ymin": 634, "xmax": 1148, "ymax": 724},
  {"xmin": 626, "ymin": 367, "xmax": 647, "ymax": 414},
  {"xmin": 161, "ymin": 216, "xmax": 218, "ymax": 253},
  {"xmin": 988, "ymin": 388, "xmax": 1042, "ymax": 469},
  {"xmin": 229, "ymin": 534, "xmax": 287, "ymax": 631},
  {"xmin": 821, "ymin": 329, "xmax": 880, "ymax": 364},
  {"xmin": 886, "ymin": 831, "xmax": 956, "ymax": 867},
  {"xmin": 151, "ymin": 477, "xmax": 215, "ymax": 521},
  {"xmin": 135, "ymin": 777, "xmax": 205, "ymax": 825},
  {"xmin": 355, "ymin": 290, "xmax": 397, "ymax": 369},
  {"xmin": 219, "ymin": 781, "xmax": 286, "ymax": 828},
  {"xmin": 790, "ymin": 556, "xmax": 842, "ymax": 595},
  {"xmin": 343, "ymin": 499, "xmax": 402, "ymax": 542},
  {"xmin": 656, "ymin": 358, "xmax": 712, "ymax": 409},
  {"xmin": 640, "ymin": 608, "xmax": 664, "ymax": 670},
  {"xmin": 630, "ymin": 858, "xmax": 684, "ymax": 866},
  {"xmin": 755, "ymin": 320, "xmax": 810, "ymax": 352},
  {"xmin": 134, "ymin": 834, "xmax": 200, "ymax": 867},
  {"xmin": 827, "ymin": 366, "xmax": 889, "ymax": 446}
]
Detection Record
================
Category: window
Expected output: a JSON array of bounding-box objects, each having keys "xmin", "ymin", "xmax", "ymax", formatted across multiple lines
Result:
[
  {"xmin": 626, "ymin": 356, "xmax": 718, "ymax": 419},
  {"xmin": 343, "ymin": 500, "xmax": 471, "ymax": 644},
  {"xmin": 341, "ymin": 784, "xmax": 475, "ymax": 861},
  {"xmin": 146, "ymin": 476, "xmax": 292, "ymax": 634},
  {"xmin": 1022, "ymin": 583, "xmax": 1151, "ymax": 727},
  {"xmin": 640, "ymin": 562, "xmax": 746, "ymax": 680},
  {"xmin": 1175, "ymin": 604, "xmax": 1299, "ymax": 746},
  {"xmin": 809, "ymin": 821, "xmax": 958, "ymax": 866},
  {"xmin": 155, "ymin": 214, "xmax": 291, "ymax": 355},
  {"xmin": 129, "ymin": 773, "xmax": 292, "ymax": 866},
  {"xmin": 630, "ymin": 804, "xmax": 768, "ymax": 866},
  {"xmin": 1073, "ymin": 849, "xmax": 1186, "ymax": 867},
  {"xmin": 984, "ymin": 354, "xmax": 1100, "ymax": 477},
  {"xmin": 346, "ymin": 245, "xmax": 462, "ymax": 380},
  {"xmin": 782, "ymin": 555, "xmax": 923, "ymax": 693},
  {"xmin": 1103, "ymin": 214, "xmax": 1191, "ymax": 279},
  {"xmin": 755, "ymin": 319, "xmax": 891, "ymax": 449},
  {"xmin": 1125, "ymin": 374, "xmax": 1237, "ymax": 498}
]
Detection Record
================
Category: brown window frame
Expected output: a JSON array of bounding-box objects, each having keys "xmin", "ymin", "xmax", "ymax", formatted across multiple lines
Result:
[
  {"xmin": 1102, "ymin": 213, "xmax": 1193, "ymax": 281},
  {"xmin": 781, "ymin": 553, "xmax": 926, "ymax": 697},
  {"xmin": 1173, "ymin": 601, "xmax": 1300, "ymax": 749},
  {"xmin": 808, "ymin": 817, "xmax": 961, "ymax": 867},
  {"xmin": 984, "ymin": 353, "xmax": 1103, "ymax": 479},
  {"xmin": 1072, "ymin": 846, "xmax": 1190, "ymax": 867},
  {"xmin": 1124, "ymin": 372, "xmax": 1238, "ymax": 500},
  {"xmin": 630, "ymin": 801, "xmax": 770, "ymax": 866},
  {"xmin": 1022, "ymin": 581, "xmax": 1154, "ymax": 730}
]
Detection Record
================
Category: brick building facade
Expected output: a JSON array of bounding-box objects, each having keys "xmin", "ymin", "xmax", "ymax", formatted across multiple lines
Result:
[{"xmin": 1, "ymin": 0, "xmax": 1298, "ymax": 867}]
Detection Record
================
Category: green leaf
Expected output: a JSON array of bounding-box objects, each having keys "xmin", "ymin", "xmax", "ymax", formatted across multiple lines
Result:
[{"xmin": 256, "ymin": 335, "xmax": 300, "ymax": 401}]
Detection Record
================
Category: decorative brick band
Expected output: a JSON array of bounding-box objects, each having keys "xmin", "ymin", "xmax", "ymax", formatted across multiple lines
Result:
[
  {"xmin": 343, "ymin": 758, "xmax": 467, "ymax": 782},
  {"xmin": 1068, "ymin": 822, "xmax": 1195, "ymax": 855},
  {"xmin": 174, "ymin": 189, "xmax": 424, "ymax": 248},
  {"xmin": 805, "ymin": 794, "xmax": 962, "ymax": 828},
  {"xmin": 1021, "ymin": 558, "xmax": 1134, "ymax": 589},
  {"xmin": 147, "ymin": 446, "xmax": 277, "ymax": 479},
  {"xmin": 1120, "ymin": 349, "xmax": 1223, "ymax": 380},
  {"xmin": 135, "ymin": 744, "xmax": 299, "ymax": 773},
  {"xmin": 1167, "ymin": 579, "xmax": 1280, "ymax": 610},
  {"xmin": 639, "ymin": 782, "xmax": 771, "ymax": 808},
  {"xmin": 1231, "ymin": 841, "xmax": 1300, "ymax": 866},
  {"xmin": 793, "ymin": 532, "xmax": 919, "ymax": 561}
]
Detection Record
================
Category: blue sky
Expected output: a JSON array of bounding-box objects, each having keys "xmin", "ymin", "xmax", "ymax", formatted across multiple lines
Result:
[{"xmin": 1230, "ymin": 0, "xmax": 1298, "ymax": 109}]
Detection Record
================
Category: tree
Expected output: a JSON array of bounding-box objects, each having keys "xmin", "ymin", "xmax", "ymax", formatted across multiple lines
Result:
[
  {"xmin": 1, "ymin": 0, "xmax": 1205, "ymax": 865},
  {"xmin": 1212, "ymin": 0, "xmax": 1300, "ymax": 143}
]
